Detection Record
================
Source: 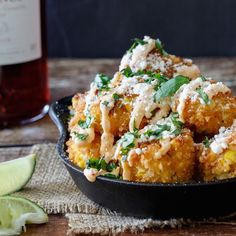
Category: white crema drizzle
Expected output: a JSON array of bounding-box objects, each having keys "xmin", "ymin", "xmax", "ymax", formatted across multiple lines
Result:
[{"xmin": 176, "ymin": 77, "xmax": 231, "ymax": 122}]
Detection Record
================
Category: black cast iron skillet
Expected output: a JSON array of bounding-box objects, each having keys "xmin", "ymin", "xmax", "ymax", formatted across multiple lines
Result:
[{"xmin": 49, "ymin": 96, "xmax": 236, "ymax": 219}]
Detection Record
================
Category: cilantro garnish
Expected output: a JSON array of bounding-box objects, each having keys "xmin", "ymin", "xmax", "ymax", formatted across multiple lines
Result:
[
  {"xmin": 144, "ymin": 124, "xmax": 171, "ymax": 139},
  {"xmin": 103, "ymin": 174, "xmax": 120, "ymax": 179},
  {"xmin": 121, "ymin": 67, "xmax": 133, "ymax": 77},
  {"xmin": 121, "ymin": 67, "xmax": 168, "ymax": 90},
  {"xmin": 86, "ymin": 158, "xmax": 118, "ymax": 172},
  {"xmin": 112, "ymin": 93, "xmax": 120, "ymax": 101},
  {"xmin": 78, "ymin": 115, "xmax": 93, "ymax": 129},
  {"xmin": 155, "ymin": 38, "xmax": 168, "ymax": 56},
  {"xmin": 200, "ymin": 75, "xmax": 207, "ymax": 81},
  {"xmin": 203, "ymin": 136, "xmax": 211, "ymax": 148},
  {"xmin": 154, "ymin": 75, "xmax": 190, "ymax": 102},
  {"xmin": 127, "ymin": 38, "xmax": 148, "ymax": 53},
  {"xmin": 73, "ymin": 132, "xmax": 88, "ymax": 141},
  {"xmin": 102, "ymin": 101, "xmax": 109, "ymax": 107},
  {"xmin": 171, "ymin": 112, "xmax": 184, "ymax": 136},
  {"xmin": 196, "ymin": 88, "xmax": 210, "ymax": 104},
  {"xmin": 171, "ymin": 112, "xmax": 184, "ymax": 129},
  {"xmin": 119, "ymin": 130, "xmax": 140, "ymax": 160},
  {"xmin": 94, "ymin": 73, "xmax": 112, "ymax": 91}
]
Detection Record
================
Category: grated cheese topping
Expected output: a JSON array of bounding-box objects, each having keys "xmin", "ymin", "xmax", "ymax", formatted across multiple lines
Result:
[
  {"xmin": 210, "ymin": 120, "xmax": 236, "ymax": 154},
  {"xmin": 120, "ymin": 36, "xmax": 156, "ymax": 72}
]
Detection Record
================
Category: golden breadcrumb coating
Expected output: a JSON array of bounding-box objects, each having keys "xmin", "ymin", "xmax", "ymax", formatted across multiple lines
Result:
[
  {"xmin": 66, "ymin": 133, "xmax": 101, "ymax": 169},
  {"xmin": 119, "ymin": 129, "xmax": 196, "ymax": 183},
  {"xmin": 68, "ymin": 93, "xmax": 86, "ymax": 131},
  {"xmin": 172, "ymin": 92, "xmax": 236, "ymax": 134},
  {"xmin": 198, "ymin": 122, "xmax": 236, "ymax": 181}
]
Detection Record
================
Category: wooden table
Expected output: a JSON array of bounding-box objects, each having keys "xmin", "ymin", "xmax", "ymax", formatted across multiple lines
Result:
[{"xmin": 1, "ymin": 58, "xmax": 236, "ymax": 236}]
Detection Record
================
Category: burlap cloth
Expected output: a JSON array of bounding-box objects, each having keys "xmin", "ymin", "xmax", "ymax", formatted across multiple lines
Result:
[{"xmin": 14, "ymin": 143, "xmax": 236, "ymax": 235}]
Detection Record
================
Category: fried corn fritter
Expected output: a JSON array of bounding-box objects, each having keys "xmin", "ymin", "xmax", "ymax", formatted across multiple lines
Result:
[
  {"xmin": 66, "ymin": 133, "xmax": 101, "ymax": 169},
  {"xmin": 116, "ymin": 116, "xmax": 195, "ymax": 183},
  {"xmin": 172, "ymin": 77, "xmax": 236, "ymax": 134},
  {"xmin": 198, "ymin": 120, "xmax": 236, "ymax": 181},
  {"xmin": 67, "ymin": 36, "xmax": 236, "ymax": 183}
]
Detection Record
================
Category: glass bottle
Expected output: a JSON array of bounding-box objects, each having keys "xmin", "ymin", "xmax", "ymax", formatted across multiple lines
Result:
[{"xmin": 0, "ymin": 0, "xmax": 50, "ymax": 127}]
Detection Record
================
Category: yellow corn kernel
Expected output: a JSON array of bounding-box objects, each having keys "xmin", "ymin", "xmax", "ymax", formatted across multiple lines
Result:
[
  {"xmin": 75, "ymin": 155, "xmax": 86, "ymax": 169},
  {"xmin": 136, "ymin": 167, "xmax": 145, "ymax": 178},
  {"xmin": 224, "ymin": 150, "xmax": 236, "ymax": 162}
]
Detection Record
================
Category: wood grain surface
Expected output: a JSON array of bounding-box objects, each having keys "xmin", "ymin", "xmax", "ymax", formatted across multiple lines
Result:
[{"xmin": 1, "ymin": 58, "xmax": 236, "ymax": 235}]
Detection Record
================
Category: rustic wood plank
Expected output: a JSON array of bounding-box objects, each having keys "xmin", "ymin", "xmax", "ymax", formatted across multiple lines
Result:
[
  {"xmin": 0, "ymin": 115, "xmax": 58, "ymax": 146},
  {"xmin": 23, "ymin": 215, "xmax": 67, "ymax": 236},
  {"xmin": 23, "ymin": 215, "xmax": 236, "ymax": 236},
  {"xmin": 0, "ymin": 146, "xmax": 31, "ymax": 162}
]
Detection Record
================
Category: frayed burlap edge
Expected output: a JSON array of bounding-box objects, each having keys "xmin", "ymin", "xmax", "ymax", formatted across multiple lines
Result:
[
  {"xmin": 66, "ymin": 213, "xmax": 191, "ymax": 236},
  {"xmin": 66, "ymin": 213, "xmax": 236, "ymax": 236}
]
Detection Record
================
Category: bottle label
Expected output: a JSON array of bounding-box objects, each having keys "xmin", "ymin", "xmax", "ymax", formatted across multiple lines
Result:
[{"xmin": 0, "ymin": 0, "xmax": 42, "ymax": 66}]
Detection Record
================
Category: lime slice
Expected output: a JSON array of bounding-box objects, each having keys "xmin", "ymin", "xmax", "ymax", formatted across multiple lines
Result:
[
  {"xmin": 0, "ymin": 154, "xmax": 36, "ymax": 196},
  {"xmin": 0, "ymin": 196, "xmax": 48, "ymax": 235}
]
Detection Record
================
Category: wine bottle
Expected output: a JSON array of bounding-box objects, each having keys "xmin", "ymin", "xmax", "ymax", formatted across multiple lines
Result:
[{"xmin": 0, "ymin": 0, "xmax": 50, "ymax": 127}]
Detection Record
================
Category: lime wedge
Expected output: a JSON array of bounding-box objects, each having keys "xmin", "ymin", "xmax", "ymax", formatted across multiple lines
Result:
[
  {"xmin": 0, "ymin": 196, "xmax": 48, "ymax": 235},
  {"xmin": 0, "ymin": 154, "xmax": 36, "ymax": 196}
]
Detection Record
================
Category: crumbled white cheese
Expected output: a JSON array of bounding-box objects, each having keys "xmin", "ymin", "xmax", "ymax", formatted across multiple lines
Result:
[
  {"xmin": 135, "ymin": 148, "xmax": 143, "ymax": 155},
  {"xmin": 210, "ymin": 122, "xmax": 236, "ymax": 154},
  {"xmin": 146, "ymin": 53, "xmax": 172, "ymax": 72},
  {"xmin": 203, "ymin": 82, "xmax": 230, "ymax": 99},
  {"xmin": 119, "ymin": 36, "xmax": 156, "ymax": 71}
]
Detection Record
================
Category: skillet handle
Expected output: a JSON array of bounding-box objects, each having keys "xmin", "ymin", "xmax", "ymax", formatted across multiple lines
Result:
[{"xmin": 49, "ymin": 96, "xmax": 73, "ymax": 136}]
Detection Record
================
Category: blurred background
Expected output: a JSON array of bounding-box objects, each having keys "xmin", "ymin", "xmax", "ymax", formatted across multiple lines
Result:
[{"xmin": 47, "ymin": 0, "xmax": 236, "ymax": 58}]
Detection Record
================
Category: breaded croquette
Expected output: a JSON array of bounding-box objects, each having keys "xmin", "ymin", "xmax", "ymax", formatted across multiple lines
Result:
[
  {"xmin": 172, "ymin": 77, "xmax": 236, "ymax": 134},
  {"xmin": 116, "ymin": 115, "xmax": 195, "ymax": 182},
  {"xmin": 198, "ymin": 120, "xmax": 236, "ymax": 181}
]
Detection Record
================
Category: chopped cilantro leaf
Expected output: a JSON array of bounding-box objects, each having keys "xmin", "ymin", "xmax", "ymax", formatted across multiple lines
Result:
[
  {"xmin": 121, "ymin": 67, "xmax": 168, "ymax": 89},
  {"xmin": 171, "ymin": 128, "xmax": 182, "ymax": 136},
  {"xmin": 86, "ymin": 158, "xmax": 118, "ymax": 172},
  {"xmin": 203, "ymin": 136, "xmax": 211, "ymax": 148},
  {"xmin": 200, "ymin": 75, "xmax": 207, "ymax": 81},
  {"xmin": 171, "ymin": 112, "xmax": 184, "ymax": 129},
  {"xmin": 155, "ymin": 38, "xmax": 168, "ymax": 56},
  {"xmin": 121, "ymin": 67, "xmax": 133, "ymax": 77},
  {"xmin": 127, "ymin": 38, "xmax": 148, "ymax": 53},
  {"xmin": 196, "ymin": 88, "xmax": 210, "ymax": 104},
  {"xmin": 171, "ymin": 112, "xmax": 184, "ymax": 136},
  {"xmin": 94, "ymin": 73, "xmax": 112, "ymax": 91},
  {"xmin": 73, "ymin": 132, "xmax": 88, "ymax": 141},
  {"xmin": 103, "ymin": 174, "xmax": 120, "ymax": 179},
  {"xmin": 154, "ymin": 75, "xmax": 190, "ymax": 102},
  {"xmin": 144, "ymin": 124, "xmax": 171, "ymax": 139},
  {"xmin": 102, "ymin": 101, "xmax": 109, "ymax": 106},
  {"xmin": 78, "ymin": 115, "xmax": 93, "ymax": 129},
  {"xmin": 112, "ymin": 93, "xmax": 120, "ymax": 101},
  {"xmin": 119, "ymin": 130, "xmax": 140, "ymax": 160}
]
